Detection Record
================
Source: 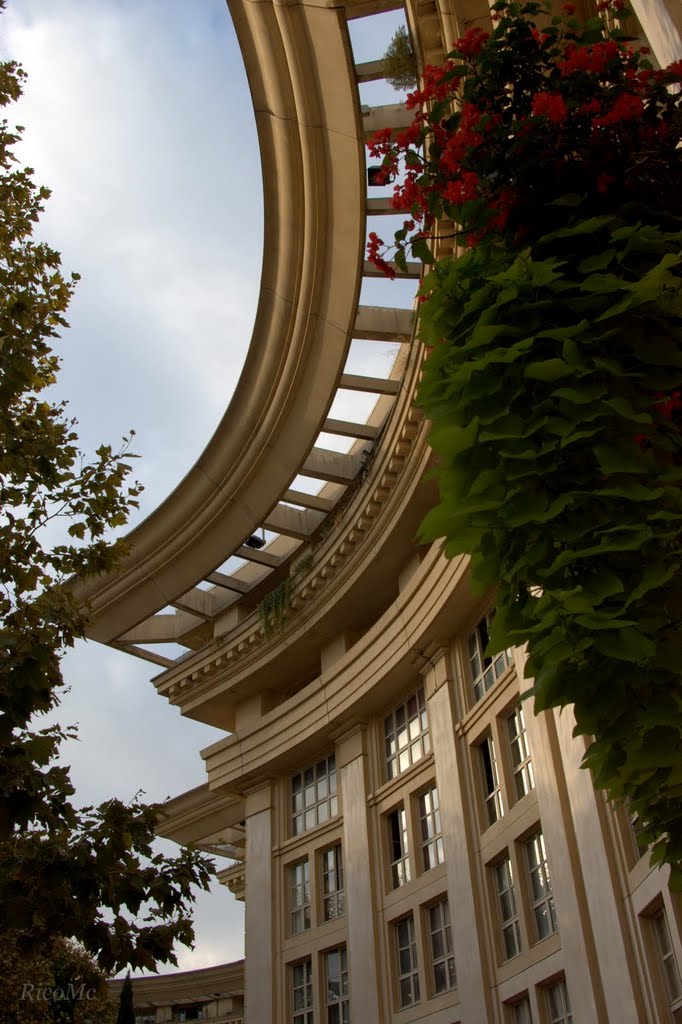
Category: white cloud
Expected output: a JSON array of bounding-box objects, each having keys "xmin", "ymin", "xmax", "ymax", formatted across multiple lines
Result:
[
  {"xmin": 3, "ymin": 0, "xmax": 256, "ymax": 966},
  {"xmin": 3, "ymin": 0, "xmax": 262, "ymax": 519}
]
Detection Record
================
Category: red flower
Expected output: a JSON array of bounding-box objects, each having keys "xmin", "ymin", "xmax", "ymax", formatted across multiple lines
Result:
[
  {"xmin": 453, "ymin": 27, "xmax": 490, "ymax": 59},
  {"xmin": 592, "ymin": 92, "xmax": 644, "ymax": 127},
  {"xmin": 394, "ymin": 123, "xmax": 422, "ymax": 149},
  {"xmin": 531, "ymin": 92, "xmax": 568, "ymax": 124},
  {"xmin": 443, "ymin": 171, "xmax": 479, "ymax": 205},
  {"xmin": 562, "ymin": 3, "xmax": 576, "ymax": 13}
]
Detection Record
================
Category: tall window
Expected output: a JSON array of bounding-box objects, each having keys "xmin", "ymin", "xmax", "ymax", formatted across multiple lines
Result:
[
  {"xmin": 292, "ymin": 960, "xmax": 313, "ymax": 1024},
  {"xmin": 525, "ymin": 831, "xmax": 557, "ymax": 941},
  {"xmin": 395, "ymin": 915, "xmax": 420, "ymax": 1008},
  {"xmin": 508, "ymin": 997, "xmax": 533, "ymax": 1023},
  {"xmin": 388, "ymin": 806, "xmax": 411, "ymax": 888},
  {"xmin": 495, "ymin": 856, "xmax": 522, "ymax": 960},
  {"xmin": 384, "ymin": 688, "xmax": 430, "ymax": 779},
  {"xmin": 322, "ymin": 845, "xmax": 345, "ymax": 922},
  {"xmin": 468, "ymin": 612, "xmax": 513, "ymax": 703},
  {"xmin": 480, "ymin": 736, "xmax": 504, "ymax": 827},
  {"xmin": 289, "ymin": 859, "xmax": 310, "ymax": 935},
  {"xmin": 507, "ymin": 705, "xmax": 534, "ymax": 799},
  {"xmin": 292, "ymin": 755, "xmax": 337, "ymax": 835},
  {"xmin": 418, "ymin": 786, "xmax": 444, "ymax": 870},
  {"xmin": 429, "ymin": 898, "xmax": 456, "ymax": 994},
  {"xmin": 546, "ymin": 978, "xmax": 573, "ymax": 1024},
  {"xmin": 653, "ymin": 907, "xmax": 682, "ymax": 1018},
  {"xmin": 325, "ymin": 947, "xmax": 350, "ymax": 1024}
]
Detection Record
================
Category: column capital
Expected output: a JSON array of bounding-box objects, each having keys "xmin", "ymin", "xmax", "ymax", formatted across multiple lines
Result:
[
  {"xmin": 243, "ymin": 778, "xmax": 276, "ymax": 815},
  {"xmin": 418, "ymin": 644, "xmax": 453, "ymax": 697},
  {"xmin": 332, "ymin": 718, "xmax": 369, "ymax": 768}
]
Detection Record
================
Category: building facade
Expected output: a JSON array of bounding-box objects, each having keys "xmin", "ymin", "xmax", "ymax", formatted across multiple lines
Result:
[
  {"xmin": 80, "ymin": 0, "xmax": 682, "ymax": 1021},
  {"xmin": 108, "ymin": 961, "xmax": 244, "ymax": 1024}
]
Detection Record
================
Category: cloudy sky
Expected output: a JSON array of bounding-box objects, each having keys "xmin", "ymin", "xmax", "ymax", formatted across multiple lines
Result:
[{"xmin": 2, "ymin": 0, "xmax": 414, "ymax": 974}]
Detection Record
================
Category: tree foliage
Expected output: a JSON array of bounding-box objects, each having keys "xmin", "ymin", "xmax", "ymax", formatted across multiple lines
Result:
[
  {"xmin": 0, "ymin": 6, "xmax": 214, "ymax": 972},
  {"xmin": 116, "ymin": 973, "xmax": 135, "ymax": 1024},
  {"xmin": 0, "ymin": 933, "xmax": 116, "ymax": 1024},
  {"xmin": 382, "ymin": 26, "xmax": 418, "ymax": 91}
]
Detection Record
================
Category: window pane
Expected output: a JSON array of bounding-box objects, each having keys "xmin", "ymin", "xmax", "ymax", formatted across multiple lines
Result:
[{"xmin": 383, "ymin": 688, "xmax": 430, "ymax": 779}]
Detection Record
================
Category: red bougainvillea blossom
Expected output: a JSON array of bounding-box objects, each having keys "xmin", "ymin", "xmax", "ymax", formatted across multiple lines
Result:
[{"xmin": 364, "ymin": 0, "xmax": 681, "ymax": 278}]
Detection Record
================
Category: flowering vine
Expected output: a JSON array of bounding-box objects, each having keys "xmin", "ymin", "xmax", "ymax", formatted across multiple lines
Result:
[
  {"xmin": 367, "ymin": 0, "xmax": 682, "ymax": 882},
  {"xmin": 366, "ymin": 0, "xmax": 682, "ymax": 265}
]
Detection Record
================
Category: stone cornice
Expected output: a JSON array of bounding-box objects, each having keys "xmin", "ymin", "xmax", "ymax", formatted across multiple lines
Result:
[{"xmin": 153, "ymin": 332, "xmax": 429, "ymax": 717}]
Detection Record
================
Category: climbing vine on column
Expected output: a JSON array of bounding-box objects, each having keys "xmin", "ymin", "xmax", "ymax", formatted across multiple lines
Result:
[{"xmin": 367, "ymin": 0, "xmax": 682, "ymax": 881}]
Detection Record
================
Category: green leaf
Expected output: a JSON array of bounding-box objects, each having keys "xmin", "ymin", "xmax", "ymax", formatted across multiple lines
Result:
[
  {"xmin": 524, "ymin": 359, "xmax": 572, "ymax": 382},
  {"xmin": 593, "ymin": 627, "xmax": 656, "ymax": 663}
]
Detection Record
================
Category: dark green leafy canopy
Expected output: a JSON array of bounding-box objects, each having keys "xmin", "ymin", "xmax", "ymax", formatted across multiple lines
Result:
[
  {"xmin": 0, "ymin": 9, "xmax": 214, "ymax": 973},
  {"xmin": 419, "ymin": 213, "xmax": 682, "ymax": 883}
]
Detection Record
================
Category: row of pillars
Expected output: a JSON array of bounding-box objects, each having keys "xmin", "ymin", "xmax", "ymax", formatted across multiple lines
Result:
[{"xmin": 243, "ymin": 646, "xmax": 649, "ymax": 1022}]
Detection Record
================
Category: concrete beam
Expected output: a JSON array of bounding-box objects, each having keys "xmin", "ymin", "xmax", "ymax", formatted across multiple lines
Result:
[
  {"xmin": 354, "ymin": 305, "xmax": 414, "ymax": 339},
  {"xmin": 282, "ymin": 488, "xmax": 337, "ymax": 512},
  {"xmin": 323, "ymin": 417, "xmax": 379, "ymax": 441},
  {"xmin": 119, "ymin": 612, "xmax": 202, "ymax": 644},
  {"xmin": 361, "ymin": 102, "xmax": 413, "ymax": 137},
  {"xmin": 206, "ymin": 572, "xmax": 252, "ymax": 594},
  {"xmin": 339, "ymin": 372, "xmax": 400, "ymax": 395},
  {"xmin": 355, "ymin": 59, "xmax": 385, "ymax": 82},
  {"xmin": 263, "ymin": 503, "xmax": 326, "ymax": 540},
  {"xmin": 363, "ymin": 258, "xmax": 421, "ymax": 279},
  {"xmin": 302, "ymin": 447, "xmax": 364, "ymax": 484},
  {"xmin": 344, "ymin": 0, "xmax": 403, "ymax": 20},
  {"xmin": 172, "ymin": 588, "xmax": 217, "ymax": 621},
  {"xmin": 235, "ymin": 545, "xmax": 283, "ymax": 568},
  {"xmin": 366, "ymin": 197, "xmax": 397, "ymax": 215},
  {"xmin": 114, "ymin": 642, "xmax": 175, "ymax": 669}
]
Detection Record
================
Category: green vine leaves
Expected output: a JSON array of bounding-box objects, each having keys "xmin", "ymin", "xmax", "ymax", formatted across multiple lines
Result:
[{"xmin": 418, "ymin": 215, "xmax": 682, "ymax": 883}]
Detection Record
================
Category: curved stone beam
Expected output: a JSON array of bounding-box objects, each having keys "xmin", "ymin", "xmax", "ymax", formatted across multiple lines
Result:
[{"xmin": 75, "ymin": 0, "xmax": 365, "ymax": 643}]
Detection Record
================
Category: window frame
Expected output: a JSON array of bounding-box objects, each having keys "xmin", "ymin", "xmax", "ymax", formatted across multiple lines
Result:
[
  {"xmin": 289, "ymin": 857, "xmax": 311, "ymax": 935},
  {"xmin": 387, "ymin": 804, "xmax": 411, "ymax": 890},
  {"xmin": 505, "ymin": 995, "xmax": 534, "ymax": 1024},
  {"xmin": 394, "ymin": 914, "xmax": 421, "ymax": 1009},
  {"xmin": 291, "ymin": 958, "xmax": 314, "ymax": 1024},
  {"xmin": 478, "ymin": 733, "xmax": 504, "ymax": 829},
  {"xmin": 525, "ymin": 830, "xmax": 558, "ymax": 943},
  {"xmin": 291, "ymin": 755, "xmax": 338, "ymax": 837},
  {"xmin": 493, "ymin": 854, "xmax": 522, "ymax": 961},
  {"xmin": 427, "ymin": 896, "xmax": 456, "ymax": 996},
  {"xmin": 507, "ymin": 704, "xmax": 534, "ymax": 801},
  {"xmin": 384, "ymin": 687, "xmax": 430, "ymax": 781},
  {"xmin": 324, "ymin": 945, "xmax": 350, "ymax": 1024},
  {"xmin": 467, "ymin": 610, "xmax": 514, "ymax": 705},
  {"xmin": 652, "ymin": 905, "xmax": 682, "ymax": 1018},
  {"xmin": 321, "ymin": 843, "xmax": 345, "ymax": 923},
  {"xmin": 543, "ymin": 977, "xmax": 573, "ymax": 1024},
  {"xmin": 417, "ymin": 784, "xmax": 444, "ymax": 871}
]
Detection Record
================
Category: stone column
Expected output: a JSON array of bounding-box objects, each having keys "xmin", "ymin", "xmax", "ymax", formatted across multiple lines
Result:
[
  {"xmin": 423, "ymin": 649, "xmax": 491, "ymax": 1022},
  {"xmin": 244, "ymin": 782, "xmax": 274, "ymax": 1023},
  {"xmin": 337, "ymin": 725, "xmax": 383, "ymax": 1023},
  {"xmin": 552, "ymin": 699, "xmax": 645, "ymax": 1020},
  {"xmin": 630, "ymin": 0, "xmax": 681, "ymax": 66},
  {"xmin": 516, "ymin": 648, "xmax": 644, "ymax": 1022}
]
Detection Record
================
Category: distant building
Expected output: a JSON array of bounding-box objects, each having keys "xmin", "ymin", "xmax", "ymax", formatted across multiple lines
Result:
[
  {"xmin": 108, "ymin": 962, "xmax": 244, "ymax": 1024},
  {"xmin": 82, "ymin": 0, "xmax": 682, "ymax": 1021}
]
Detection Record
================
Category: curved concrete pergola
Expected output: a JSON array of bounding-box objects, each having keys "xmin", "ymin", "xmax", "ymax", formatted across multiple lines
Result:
[{"xmin": 77, "ymin": 0, "xmax": 378, "ymax": 645}]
